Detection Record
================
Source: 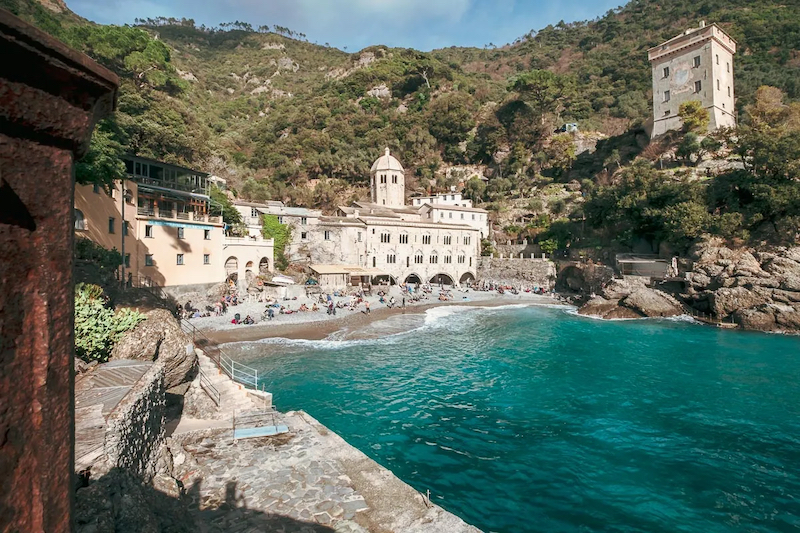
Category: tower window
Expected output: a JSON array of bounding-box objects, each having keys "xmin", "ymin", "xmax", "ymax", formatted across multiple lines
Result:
[
  {"xmin": 324, "ymin": 231, "xmax": 331, "ymax": 241},
  {"xmin": 693, "ymin": 56, "xmax": 700, "ymax": 68},
  {"xmin": 727, "ymin": 62, "xmax": 730, "ymax": 73},
  {"xmin": 695, "ymin": 81, "xmax": 702, "ymax": 93},
  {"xmin": 663, "ymin": 66, "xmax": 670, "ymax": 78},
  {"xmin": 716, "ymin": 54, "xmax": 719, "ymax": 65},
  {"xmin": 717, "ymin": 79, "xmax": 720, "ymax": 90},
  {"xmin": 663, "ymin": 90, "xmax": 670, "ymax": 102},
  {"xmin": 728, "ymin": 86, "xmax": 731, "ymax": 97},
  {"xmin": 392, "ymin": 176, "xmax": 397, "ymax": 184}
]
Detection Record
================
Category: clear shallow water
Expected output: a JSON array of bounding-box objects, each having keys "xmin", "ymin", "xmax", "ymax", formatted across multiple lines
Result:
[{"xmin": 225, "ymin": 305, "xmax": 800, "ymax": 533}]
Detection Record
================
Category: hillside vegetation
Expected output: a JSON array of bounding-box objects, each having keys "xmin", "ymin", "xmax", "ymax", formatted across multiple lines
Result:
[{"xmin": 3, "ymin": 0, "xmax": 799, "ymax": 253}]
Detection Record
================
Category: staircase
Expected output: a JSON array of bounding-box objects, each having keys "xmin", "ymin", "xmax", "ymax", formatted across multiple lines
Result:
[{"xmin": 197, "ymin": 348, "xmax": 272, "ymax": 415}]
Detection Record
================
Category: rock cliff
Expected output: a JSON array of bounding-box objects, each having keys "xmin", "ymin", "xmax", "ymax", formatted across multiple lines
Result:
[
  {"xmin": 111, "ymin": 309, "xmax": 197, "ymax": 389},
  {"xmin": 567, "ymin": 239, "xmax": 800, "ymax": 333},
  {"xmin": 680, "ymin": 239, "xmax": 800, "ymax": 332}
]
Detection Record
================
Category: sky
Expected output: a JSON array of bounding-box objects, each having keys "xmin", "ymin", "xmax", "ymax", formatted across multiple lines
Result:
[{"xmin": 66, "ymin": 0, "xmax": 626, "ymax": 51}]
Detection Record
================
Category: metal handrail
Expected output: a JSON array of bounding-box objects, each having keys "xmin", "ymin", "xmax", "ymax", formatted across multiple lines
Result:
[
  {"xmin": 179, "ymin": 320, "xmax": 259, "ymax": 389},
  {"xmin": 197, "ymin": 368, "xmax": 221, "ymax": 406}
]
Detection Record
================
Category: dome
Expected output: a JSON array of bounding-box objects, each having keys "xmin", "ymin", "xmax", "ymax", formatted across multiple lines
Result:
[{"xmin": 370, "ymin": 147, "xmax": 404, "ymax": 172}]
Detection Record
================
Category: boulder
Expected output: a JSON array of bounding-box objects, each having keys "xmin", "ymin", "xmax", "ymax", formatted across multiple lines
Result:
[
  {"xmin": 621, "ymin": 288, "xmax": 683, "ymax": 318},
  {"xmin": 577, "ymin": 297, "xmax": 642, "ymax": 319},
  {"xmin": 111, "ymin": 309, "xmax": 196, "ymax": 390},
  {"xmin": 708, "ymin": 287, "xmax": 768, "ymax": 317},
  {"xmin": 733, "ymin": 306, "xmax": 776, "ymax": 331}
]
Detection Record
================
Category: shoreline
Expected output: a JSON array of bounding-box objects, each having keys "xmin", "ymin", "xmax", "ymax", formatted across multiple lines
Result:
[{"xmin": 200, "ymin": 293, "xmax": 563, "ymax": 346}]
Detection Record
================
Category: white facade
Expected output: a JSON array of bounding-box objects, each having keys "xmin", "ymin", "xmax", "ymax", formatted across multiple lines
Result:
[
  {"xmin": 418, "ymin": 204, "xmax": 490, "ymax": 239},
  {"xmin": 648, "ymin": 21, "xmax": 737, "ymax": 138},
  {"xmin": 292, "ymin": 150, "xmax": 482, "ymax": 287},
  {"xmin": 411, "ymin": 193, "xmax": 472, "ymax": 208}
]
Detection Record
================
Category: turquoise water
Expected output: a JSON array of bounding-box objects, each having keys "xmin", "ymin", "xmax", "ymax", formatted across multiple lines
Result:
[{"xmin": 226, "ymin": 305, "xmax": 800, "ymax": 532}]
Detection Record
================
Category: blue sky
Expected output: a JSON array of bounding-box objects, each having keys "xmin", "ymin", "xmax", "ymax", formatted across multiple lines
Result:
[{"xmin": 67, "ymin": 0, "xmax": 625, "ymax": 51}]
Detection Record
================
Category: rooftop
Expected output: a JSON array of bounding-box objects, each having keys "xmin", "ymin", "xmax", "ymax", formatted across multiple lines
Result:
[{"xmin": 371, "ymin": 147, "xmax": 404, "ymax": 173}]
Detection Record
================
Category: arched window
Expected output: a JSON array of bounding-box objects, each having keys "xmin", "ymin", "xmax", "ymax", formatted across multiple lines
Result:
[{"xmin": 74, "ymin": 209, "xmax": 86, "ymax": 230}]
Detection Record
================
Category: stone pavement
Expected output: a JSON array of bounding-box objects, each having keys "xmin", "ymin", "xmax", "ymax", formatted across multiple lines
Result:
[{"xmin": 169, "ymin": 410, "xmax": 481, "ymax": 533}]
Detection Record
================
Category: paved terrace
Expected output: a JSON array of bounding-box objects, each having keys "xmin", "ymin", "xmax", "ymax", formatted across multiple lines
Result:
[{"xmin": 74, "ymin": 360, "xmax": 153, "ymax": 471}]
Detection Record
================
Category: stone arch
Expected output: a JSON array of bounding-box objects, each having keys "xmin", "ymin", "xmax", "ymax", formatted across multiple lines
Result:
[
  {"xmin": 430, "ymin": 273, "xmax": 455, "ymax": 285},
  {"xmin": 245, "ymin": 261, "xmax": 254, "ymax": 269},
  {"xmin": 404, "ymin": 273, "xmax": 422, "ymax": 284},
  {"xmin": 459, "ymin": 272, "xmax": 476, "ymax": 285},
  {"xmin": 225, "ymin": 256, "xmax": 239, "ymax": 282},
  {"xmin": 259, "ymin": 257, "xmax": 270, "ymax": 274}
]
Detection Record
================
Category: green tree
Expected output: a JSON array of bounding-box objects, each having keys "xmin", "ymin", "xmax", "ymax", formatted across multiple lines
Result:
[
  {"xmin": 538, "ymin": 238, "xmax": 558, "ymax": 255},
  {"xmin": 463, "ymin": 176, "xmax": 487, "ymax": 203},
  {"xmin": 544, "ymin": 133, "xmax": 576, "ymax": 178},
  {"xmin": 509, "ymin": 70, "xmax": 574, "ymax": 123},
  {"xmin": 679, "ymin": 101, "xmax": 710, "ymax": 133},
  {"xmin": 427, "ymin": 92, "xmax": 476, "ymax": 160},
  {"xmin": 75, "ymin": 124, "xmax": 127, "ymax": 188},
  {"xmin": 209, "ymin": 185, "xmax": 242, "ymax": 225}
]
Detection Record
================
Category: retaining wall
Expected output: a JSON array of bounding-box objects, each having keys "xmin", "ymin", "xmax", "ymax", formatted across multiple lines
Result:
[
  {"xmin": 102, "ymin": 362, "xmax": 167, "ymax": 481},
  {"xmin": 477, "ymin": 257, "xmax": 557, "ymax": 289}
]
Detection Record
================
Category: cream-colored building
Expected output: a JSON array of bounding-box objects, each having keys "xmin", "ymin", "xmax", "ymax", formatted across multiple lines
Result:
[
  {"xmin": 298, "ymin": 149, "xmax": 482, "ymax": 287},
  {"xmin": 648, "ymin": 21, "xmax": 736, "ymax": 138},
  {"xmin": 75, "ymin": 156, "xmax": 273, "ymax": 294}
]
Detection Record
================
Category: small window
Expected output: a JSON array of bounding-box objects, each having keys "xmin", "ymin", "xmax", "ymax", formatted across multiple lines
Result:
[
  {"xmin": 448, "ymin": 213, "xmax": 452, "ymax": 219},
  {"xmin": 176, "ymin": 254, "xmax": 184, "ymax": 265},
  {"xmin": 728, "ymin": 86, "xmax": 731, "ymax": 97},
  {"xmin": 444, "ymin": 256, "xmax": 452, "ymax": 264},
  {"xmin": 124, "ymin": 254, "xmax": 130, "ymax": 268},
  {"xmin": 443, "ymin": 236, "xmax": 452, "ymax": 245},
  {"xmin": 392, "ymin": 176, "xmax": 397, "ymax": 184},
  {"xmin": 422, "ymin": 235, "xmax": 431, "ymax": 245},
  {"xmin": 301, "ymin": 217, "xmax": 307, "ymax": 225},
  {"xmin": 472, "ymin": 214, "xmax": 475, "ymax": 220},
  {"xmin": 399, "ymin": 234, "xmax": 409, "ymax": 244},
  {"xmin": 301, "ymin": 231, "xmax": 308, "ymax": 240},
  {"xmin": 429, "ymin": 254, "xmax": 438, "ymax": 264},
  {"xmin": 693, "ymin": 56, "xmax": 700, "ymax": 68},
  {"xmin": 464, "ymin": 236, "xmax": 471, "ymax": 245},
  {"xmin": 277, "ymin": 216, "xmax": 284, "ymax": 224},
  {"xmin": 415, "ymin": 254, "xmax": 423, "ymax": 264},
  {"xmin": 145, "ymin": 225, "xmax": 154, "ymax": 238},
  {"xmin": 381, "ymin": 232, "xmax": 390, "ymax": 243},
  {"xmin": 716, "ymin": 54, "xmax": 719, "ymax": 65},
  {"xmin": 726, "ymin": 62, "xmax": 730, "ymax": 73},
  {"xmin": 663, "ymin": 90, "xmax": 670, "ymax": 102},
  {"xmin": 386, "ymin": 254, "xmax": 396, "ymax": 264},
  {"xmin": 357, "ymin": 232, "xmax": 362, "ymax": 242},
  {"xmin": 461, "ymin": 213, "xmax": 464, "ymax": 219},
  {"xmin": 695, "ymin": 80, "xmax": 702, "ymax": 93},
  {"xmin": 663, "ymin": 66, "xmax": 670, "ymax": 78},
  {"xmin": 204, "ymin": 229, "xmax": 211, "ymax": 240},
  {"xmin": 664, "ymin": 110, "xmax": 670, "ymax": 116},
  {"xmin": 203, "ymin": 254, "xmax": 210, "ymax": 265},
  {"xmin": 324, "ymin": 231, "xmax": 331, "ymax": 241},
  {"xmin": 177, "ymin": 227, "xmax": 185, "ymax": 239},
  {"xmin": 74, "ymin": 209, "xmax": 86, "ymax": 230},
  {"xmin": 717, "ymin": 79, "xmax": 720, "ymax": 90},
  {"xmin": 145, "ymin": 254, "xmax": 154, "ymax": 266},
  {"xmin": 251, "ymin": 208, "xmax": 259, "ymax": 217},
  {"xmin": 108, "ymin": 217, "xmax": 115, "ymax": 234}
]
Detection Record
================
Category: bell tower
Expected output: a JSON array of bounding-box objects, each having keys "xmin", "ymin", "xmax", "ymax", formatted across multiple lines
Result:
[{"xmin": 370, "ymin": 148, "xmax": 405, "ymax": 208}]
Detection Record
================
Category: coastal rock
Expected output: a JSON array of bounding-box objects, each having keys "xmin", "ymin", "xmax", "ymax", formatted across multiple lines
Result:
[
  {"xmin": 557, "ymin": 263, "xmax": 614, "ymax": 293},
  {"xmin": 621, "ymin": 288, "xmax": 683, "ymax": 318},
  {"xmin": 111, "ymin": 309, "xmax": 196, "ymax": 390},
  {"xmin": 708, "ymin": 287, "xmax": 767, "ymax": 317},
  {"xmin": 577, "ymin": 297, "xmax": 641, "ymax": 319}
]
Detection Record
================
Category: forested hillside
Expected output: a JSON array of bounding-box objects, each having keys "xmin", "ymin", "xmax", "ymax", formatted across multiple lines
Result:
[{"xmin": 3, "ymin": 0, "xmax": 799, "ymax": 252}]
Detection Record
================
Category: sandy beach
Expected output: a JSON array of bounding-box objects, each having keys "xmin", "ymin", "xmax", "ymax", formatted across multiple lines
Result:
[{"xmin": 190, "ymin": 288, "xmax": 562, "ymax": 345}]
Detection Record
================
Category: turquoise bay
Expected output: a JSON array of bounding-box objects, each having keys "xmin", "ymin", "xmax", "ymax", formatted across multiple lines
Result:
[{"xmin": 225, "ymin": 305, "xmax": 800, "ymax": 532}]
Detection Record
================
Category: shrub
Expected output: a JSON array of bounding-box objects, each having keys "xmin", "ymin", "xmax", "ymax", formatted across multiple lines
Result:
[{"xmin": 74, "ymin": 283, "xmax": 145, "ymax": 362}]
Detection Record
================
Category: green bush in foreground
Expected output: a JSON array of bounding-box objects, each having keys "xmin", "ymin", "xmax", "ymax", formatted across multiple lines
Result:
[{"xmin": 74, "ymin": 283, "xmax": 145, "ymax": 363}]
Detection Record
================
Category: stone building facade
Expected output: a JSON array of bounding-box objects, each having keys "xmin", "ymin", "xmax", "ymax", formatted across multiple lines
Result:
[
  {"xmin": 648, "ymin": 21, "xmax": 736, "ymax": 138},
  {"xmin": 300, "ymin": 149, "xmax": 483, "ymax": 286}
]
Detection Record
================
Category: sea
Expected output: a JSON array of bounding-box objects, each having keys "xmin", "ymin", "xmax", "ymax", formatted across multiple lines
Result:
[{"xmin": 222, "ymin": 304, "xmax": 800, "ymax": 533}]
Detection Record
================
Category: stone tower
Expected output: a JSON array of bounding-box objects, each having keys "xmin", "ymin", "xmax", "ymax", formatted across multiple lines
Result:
[
  {"xmin": 648, "ymin": 21, "xmax": 737, "ymax": 138},
  {"xmin": 370, "ymin": 147, "xmax": 405, "ymax": 208}
]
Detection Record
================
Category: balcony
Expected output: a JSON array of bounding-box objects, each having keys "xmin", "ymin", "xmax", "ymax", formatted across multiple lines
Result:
[{"xmin": 136, "ymin": 205, "xmax": 223, "ymax": 225}]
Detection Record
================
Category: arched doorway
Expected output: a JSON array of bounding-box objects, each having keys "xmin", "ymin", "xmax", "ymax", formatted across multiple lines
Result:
[
  {"xmin": 459, "ymin": 272, "xmax": 476, "ymax": 285},
  {"xmin": 404, "ymin": 273, "xmax": 422, "ymax": 284},
  {"xmin": 245, "ymin": 261, "xmax": 255, "ymax": 285},
  {"xmin": 259, "ymin": 257, "xmax": 270, "ymax": 274},
  {"xmin": 430, "ymin": 273, "xmax": 455, "ymax": 286},
  {"xmin": 225, "ymin": 256, "xmax": 239, "ymax": 282},
  {"xmin": 74, "ymin": 209, "xmax": 86, "ymax": 230}
]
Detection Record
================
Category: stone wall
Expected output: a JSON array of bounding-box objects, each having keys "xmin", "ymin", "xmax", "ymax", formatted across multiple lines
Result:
[
  {"xmin": 477, "ymin": 257, "xmax": 557, "ymax": 288},
  {"xmin": 101, "ymin": 362, "xmax": 166, "ymax": 481}
]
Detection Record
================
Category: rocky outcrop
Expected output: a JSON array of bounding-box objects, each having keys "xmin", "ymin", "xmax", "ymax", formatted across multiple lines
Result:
[
  {"xmin": 576, "ymin": 282, "xmax": 683, "ymax": 319},
  {"xmin": 557, "ymin": 263, "xmax": 614, "ymax": 293},
  {"xmin": 681, "ymin": 238, "xmax": 800, "ymax": 332},
  {"xmin": 111, "ymin": 309, "xmax": 197, "ymax": 390}
]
